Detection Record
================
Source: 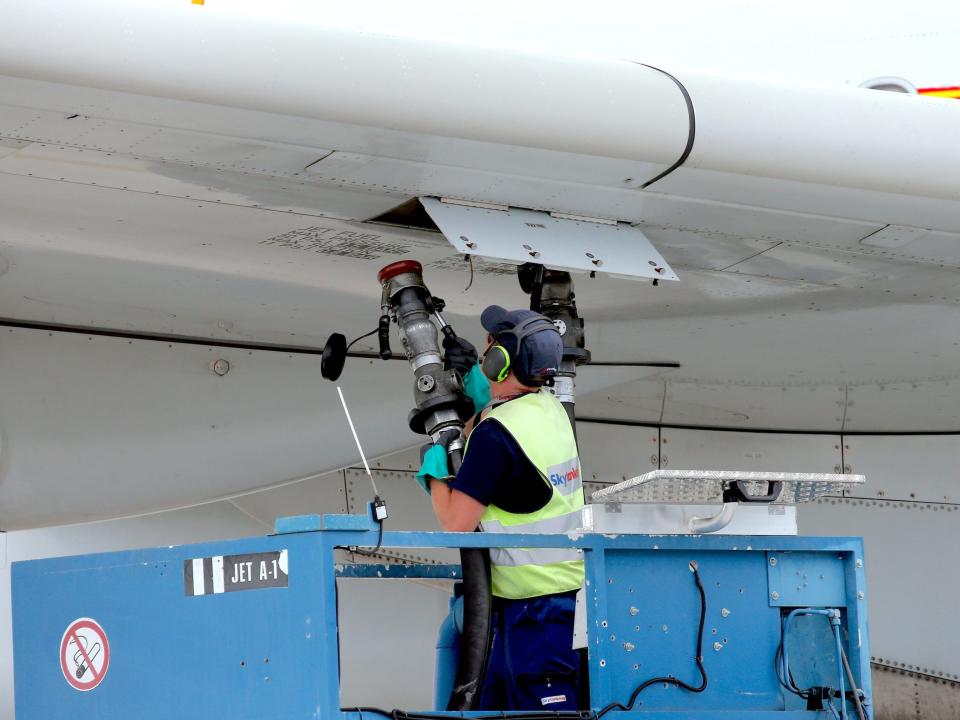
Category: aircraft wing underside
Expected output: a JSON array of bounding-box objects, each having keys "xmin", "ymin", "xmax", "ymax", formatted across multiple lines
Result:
[{"xmin": 1, "ymin": 2, "xmax": 959, "ymax": 527}]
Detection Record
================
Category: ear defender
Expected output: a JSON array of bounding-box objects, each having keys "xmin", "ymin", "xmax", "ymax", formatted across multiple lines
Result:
[{"xmin": 482, "ymin": 344, "xmax": 512, "ymax": 382}]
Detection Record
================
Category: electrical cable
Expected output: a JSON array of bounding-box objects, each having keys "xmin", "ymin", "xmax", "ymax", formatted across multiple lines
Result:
[
  {"xmin": 774, "ymin": 639, "xmax": 809, "ymax": 699},
  {"xmin": 777, "ymin": 608, "xmax": 866, "ymax": 719},
  {"xmin": 830, "ymin": 619, "xmax": 848, "ymax": 720},
  {"xmin": 346, "ymin": 327, "xmax": 380, "ymax": 352},
  {"xmin": 826, "ymin": 697, "xmax": 841, "ymax": 720},
  {"xmin": 593, "ymin": 561, "xmax": 707, "ymax": 718},
  {"xmin": 345, "ymin": 519, "xmax": 384, "ymax": 558},
  {"xmin": 350, "ymin": 561, "xmax": 708, "ymax": 720},
  {"xmin": 780, "ymin": 609, "xmax": 835, "ymax": 706},
  {"xmin": 463, "ymin": 254, "xmax": 474, "ymax": 293}
]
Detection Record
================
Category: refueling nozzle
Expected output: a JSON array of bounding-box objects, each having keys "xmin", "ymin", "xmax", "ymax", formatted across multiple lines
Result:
[{"xmin": 376, "ymin": 260, "xmax": 474, "ymax": 442}]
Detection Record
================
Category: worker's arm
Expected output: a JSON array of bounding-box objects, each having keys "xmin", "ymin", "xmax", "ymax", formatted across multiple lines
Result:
[
  {"xmin": 417, "ymin": 419, "xmax": 505, "ymax": 530},
  {"xmin": 429, "ymin": 481, "xmax": 487, "ymax": 532}
]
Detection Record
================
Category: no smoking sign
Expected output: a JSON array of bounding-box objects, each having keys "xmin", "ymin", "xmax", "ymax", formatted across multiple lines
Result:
[{"xmin": 60, "ymin": 618, "xmax": 110, "ymax": 691}]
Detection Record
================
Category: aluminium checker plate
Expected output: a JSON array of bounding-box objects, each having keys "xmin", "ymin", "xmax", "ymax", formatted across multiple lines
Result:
[{"xmin": 591, "ymin": 469, "xmax": 866, "ymax": 505}]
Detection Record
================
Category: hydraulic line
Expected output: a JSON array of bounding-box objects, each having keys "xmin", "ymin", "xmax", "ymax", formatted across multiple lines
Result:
[
  {"xmin": 840, "ymin": 644, "xmax": 868, "ymax": 720},
  {"xmin": 779, "ymin": 608, "xmax": 865, "ymax": 720},
  {"xmin": 829, "ymin": 614, "xmax": 848, "ymax": 720}
]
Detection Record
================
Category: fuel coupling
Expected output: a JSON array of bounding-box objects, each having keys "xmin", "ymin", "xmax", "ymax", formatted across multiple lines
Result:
[
  {"xmin": 376, "ymin": 260, "xmax": 474, "ymax": 456},
  {"xmin": 519, "ymin": 263, "xmax": 590, "ymax": 427}
]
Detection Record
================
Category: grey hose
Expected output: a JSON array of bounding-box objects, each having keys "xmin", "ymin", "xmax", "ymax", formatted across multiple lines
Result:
[{"xmin": 839, "ymin": 644, "xmax": 868, "ymax": 720}]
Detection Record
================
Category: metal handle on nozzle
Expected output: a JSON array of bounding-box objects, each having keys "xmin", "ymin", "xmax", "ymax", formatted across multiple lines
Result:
[{"xmin": 377, "ymin": 314, "xmax": 392, "ymax": 360}]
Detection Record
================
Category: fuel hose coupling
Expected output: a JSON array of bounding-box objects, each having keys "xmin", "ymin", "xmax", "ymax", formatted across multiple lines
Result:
[{"xmin": 376, "ymin": 260, "xmax": 474, "ymax": 440}]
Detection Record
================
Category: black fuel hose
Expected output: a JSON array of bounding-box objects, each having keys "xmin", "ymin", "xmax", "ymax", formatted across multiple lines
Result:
[
  {"xmin": 445, "ymin": 447, "xmax": 493, "ymax": 711},
  {"xmin": 447, "ymin": 546, "xmax": 493, "ymax": 710}
]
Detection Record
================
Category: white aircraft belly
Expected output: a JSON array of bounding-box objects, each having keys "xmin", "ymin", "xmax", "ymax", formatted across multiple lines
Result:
[
  {"xmin": 1, "ymin": 166, "xmax": 959, "ymax": 440},
  {"xmin": 0, "ymin": 324, "xmax": 668, "ymax": 529},
  {"xmin": 0, "ymin": 5, "xmax": 959, "ymax": 531}
]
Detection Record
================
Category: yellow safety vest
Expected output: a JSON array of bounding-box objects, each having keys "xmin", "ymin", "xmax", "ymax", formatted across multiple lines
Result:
[{"xmin": 465, "ymin": 390, "xmax": 585, "ymax": 600}]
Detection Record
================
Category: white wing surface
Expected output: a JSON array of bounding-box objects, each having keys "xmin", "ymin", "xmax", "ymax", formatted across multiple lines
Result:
[{"xmin": 0, "ymin": 2, "xmax": 958, "ymax": 527}]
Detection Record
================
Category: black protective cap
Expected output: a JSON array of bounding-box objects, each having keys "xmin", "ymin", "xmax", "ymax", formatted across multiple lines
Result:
[{"xmin": 320, "ymin": 333, "xmax": 347, "ymax": 381}]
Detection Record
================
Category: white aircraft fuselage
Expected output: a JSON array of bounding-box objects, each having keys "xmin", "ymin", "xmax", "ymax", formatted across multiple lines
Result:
[
  {"xmin": 0, "ymin": 1, "xmax": 958, "ymax": 528},
  {"xmin": 1, "ymin": 3, "xmax": 959, "ymax": 718}
]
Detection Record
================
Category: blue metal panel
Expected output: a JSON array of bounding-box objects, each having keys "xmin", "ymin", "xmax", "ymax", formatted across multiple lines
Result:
[
  {"xmin": 767, "ymin": 551, "xmax": 847, "ymax": 608},
  {"xmin": 335, "ymin": 563, "xmax": 462, "ymax": 580},
  {"xmin": 12, "ymin": 521, "xmax": 872, "ymax": 720},
  {"xmin": 276, "ymin": 509, "xmax": 379, "ymax": 534},
  {"xmin": 596, "ymin": 549, "xmax": 782, "ymax": 711},
  {"xmin": 275, "ymin": 513, "xmax": 325, "ymax": 533},
  {"xmin": 782, "ymin": 613, "xmax": 844, "ymax": 697},
  {"xmin": 841, "ymin": 542, "xmax": 871, "ymax": 714},
  {"xmin": 13, "ymin": 534, "xmax": 333, "ymax": 720},
  {"xmin": 340, "ymin": 710, "xmax": 829, "ymax": 719}
]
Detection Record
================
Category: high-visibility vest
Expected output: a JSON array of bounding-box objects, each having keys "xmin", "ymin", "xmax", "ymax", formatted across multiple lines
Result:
[{"xmin": 465, "ymin": 390, "xmax": 585, "ymax": 600}]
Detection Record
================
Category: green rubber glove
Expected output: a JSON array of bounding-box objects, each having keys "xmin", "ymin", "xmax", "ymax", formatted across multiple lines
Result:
[
  {"xmin": 415, "ymin": 443, "xmax": 452, "ymax": 494},
  {"xmin": 463, "ymin": 363, "xmax": 491, "ymax": 413}
]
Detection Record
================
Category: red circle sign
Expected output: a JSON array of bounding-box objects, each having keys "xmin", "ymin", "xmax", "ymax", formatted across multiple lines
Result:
[{"xmin": 60, "ymin": 618, "xmax": 110, "ymax": 691}]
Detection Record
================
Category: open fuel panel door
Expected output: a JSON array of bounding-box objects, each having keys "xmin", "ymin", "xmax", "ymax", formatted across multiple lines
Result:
[{"xmin": 421, "ymin": 197, "xmax": 678, "ymax": 281}]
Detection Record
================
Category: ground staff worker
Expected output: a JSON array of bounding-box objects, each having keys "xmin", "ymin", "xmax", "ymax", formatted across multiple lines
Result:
[{"xmin": 416, "ymin": 305, "xmax": 585, "ymax": 711}]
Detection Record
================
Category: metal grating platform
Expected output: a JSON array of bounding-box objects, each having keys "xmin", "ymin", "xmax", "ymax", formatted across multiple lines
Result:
[{"xmin": 591, "ymin": 470, "xmax": 866, "ymax": 505}]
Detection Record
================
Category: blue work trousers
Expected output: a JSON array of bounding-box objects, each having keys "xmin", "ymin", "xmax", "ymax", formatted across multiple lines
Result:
[{"xmin": 479, "ymin": 590, "xmax": 580, "ymax": 711}]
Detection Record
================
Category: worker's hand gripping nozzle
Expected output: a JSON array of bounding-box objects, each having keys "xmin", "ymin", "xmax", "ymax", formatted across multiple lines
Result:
[{"xmin": 376, "ymin": 261, "xmax": 474, "ymax": 454}]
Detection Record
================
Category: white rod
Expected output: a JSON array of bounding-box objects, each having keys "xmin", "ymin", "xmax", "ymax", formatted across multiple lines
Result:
[{"xmin": 336, "ymin": 385, "xmax": 378, "ymax": 495}]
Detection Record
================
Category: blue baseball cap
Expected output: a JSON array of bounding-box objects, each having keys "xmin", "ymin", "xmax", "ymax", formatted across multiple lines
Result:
[{"xmin": 480, "ymin": 305, "xmax": 563, "ymax": 386}]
